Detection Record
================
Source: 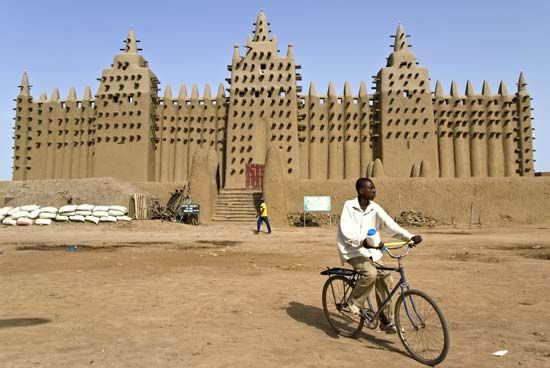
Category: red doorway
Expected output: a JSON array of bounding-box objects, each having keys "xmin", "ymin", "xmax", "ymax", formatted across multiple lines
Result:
[{"xmin": 245, "ymin": 163, "xmax": 264, "ymax": 189}]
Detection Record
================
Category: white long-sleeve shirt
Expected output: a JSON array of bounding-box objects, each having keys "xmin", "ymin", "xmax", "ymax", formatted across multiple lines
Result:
[{"xmin": 336, "ymin": 198, "xmax": 413, "ymax": 265}]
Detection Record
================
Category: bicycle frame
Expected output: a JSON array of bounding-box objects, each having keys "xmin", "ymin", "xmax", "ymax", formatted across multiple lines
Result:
[{"xmin": 359, "ymin": 249, "xmax": 425, "ymax": 329}]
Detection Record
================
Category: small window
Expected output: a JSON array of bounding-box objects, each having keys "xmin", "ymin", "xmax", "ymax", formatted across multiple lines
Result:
[{"xmin": 319, "ymin": 98, "xmax": 325, "ymax": 104}]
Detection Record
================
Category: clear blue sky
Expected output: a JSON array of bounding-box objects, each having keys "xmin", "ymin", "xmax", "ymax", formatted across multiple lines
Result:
[{"xmin": 1, "ymin": 0, "xmax": 548, "ymax": 179}]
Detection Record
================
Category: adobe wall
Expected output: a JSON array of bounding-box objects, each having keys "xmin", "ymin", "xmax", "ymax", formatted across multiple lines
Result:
[{"xmin": 274, "ymin": 177, "xmax": 550, "ymax": 226}]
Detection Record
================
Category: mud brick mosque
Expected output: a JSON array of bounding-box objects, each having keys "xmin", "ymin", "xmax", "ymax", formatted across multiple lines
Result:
[{"xmin": 12, "ymin": 11, "xmax": 535, "ymax": 189}]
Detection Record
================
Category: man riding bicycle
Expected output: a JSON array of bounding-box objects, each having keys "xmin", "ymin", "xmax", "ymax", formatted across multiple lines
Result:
[{"xmin": 336, "ymin": 177, "xmax": 422, "ymax": 334}]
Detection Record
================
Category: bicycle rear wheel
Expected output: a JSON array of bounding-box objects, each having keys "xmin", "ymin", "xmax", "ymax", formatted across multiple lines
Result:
[
  {"xmin": 322, "ymin": 275, "xmax": 364, "ymax": 337},
  {"xmin": 394, "ymin": 289, "xmax": 450, "ymax": 366}
]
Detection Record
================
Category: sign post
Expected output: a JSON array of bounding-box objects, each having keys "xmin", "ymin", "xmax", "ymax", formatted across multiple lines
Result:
[{"xmin": 303, "ymin": 196, "xmax": 332, "ymax": 227}]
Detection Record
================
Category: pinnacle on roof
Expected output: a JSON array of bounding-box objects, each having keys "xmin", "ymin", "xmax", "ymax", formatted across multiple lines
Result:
[
  {"xmin": 498, "ymin": 81, "xmax": 508, "ymax": 96},
  {"xmin": 50, "ymin": 88, "xmax": 60, "ymax": 101},
  {"xmin": 191, "ymin": 84, "xmax": 199, "ymax": 99},
  {"xmin": 344, "ymin": 81, "xmax": 352, "ymax": 97},
  {"xmin": 450, "ymin": 80, "xmax": 460, "ymax": 97},
  {"xmin": 253, "ymin": 10, "xmax": 271, "ymax": 42},
  {"xmin": 67, "ymin": 87, "xmax": 77, "ymax": 101},
  {"xmin": 19, "ymin": 72, "xmax": 30, "ymax": 97},
  {"xmin": 217, "ymin": 83, "xmax": 225, "ymax": 98},
  {"xmin": 82, "ymin": 86, "xmax": 92, "ymax": 101},
  {"xmin": 434, "ymin": 80, "xmax": 444, "ymax": 97},
  {"xmin": 359, "ymin": 81, "xmax": 368, "ymax": 98},
  {"xmin": 393, "ymin": 23, "xmax": 409, "ymax": 51},
  {"xmin": 287, "ymin": 44, "xmax": 294, "ymax": 58},
  {"xmin": 163, "ymin": 84, "xmax": 173, "ymax": 100},
  {"xmin": 327, "ymin": 81, "xmax": 336, "ymax": 97},
  {"xmin": 178, "ymin": 84, "xmax": 187, "ymax": 100},
  {"xmin": 517, "ymin": 72, "xmax": 528, "ymax": 93},
  {"xmin": 232, "ymin": 44, "xmax": 240, "ymax": 62},
  {"xmin": 124, "ymin": 28, "xmax": 140, "ymax": 53},
  {"xmin": 203, "ymin": 84, "xmax": 211, "ymax": 99},
  {"xmin": 465, "ymin": 80, "xmax": 475, "ymax": 96},
  {"xmin": 308, "ymin": 81, "xmax": 317, "ymax": 97},
  {"xmin": 38, "ymin": 92, "xmax": 48, "ymax": 102},
  {"xmin": 482, "ymin": 80, "xmax": 491, "ymax": 96}
]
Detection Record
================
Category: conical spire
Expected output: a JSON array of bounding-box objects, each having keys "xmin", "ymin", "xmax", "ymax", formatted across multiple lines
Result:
[
  {"xmin": 19, "ymin": 72, "xmax": 30, "ymax": 97},
  {"xmin": 498, "ymin": 81, "xmax": 508, "ymax": 96},
  {"xmin": 203, "ymin": 83, "xmax": 211, "ymax": 99},
  {"xmin": 482, "ymin": 80, "xmax": 491, "ymax": 96},
  {"xmin": 465, "ymin": 80, "xmax": 475, "ymax": 96},
  {"xmin": 343, "ymin": 81, "xmax": 352, "ymax": 97},
  {"xmin": 67, "ymin": 87, "xmax": 77, "ymax": 101},
  {"xmin": 434, "ymin": 80, "xmax": 444, "ymax": 97},
  {"xmin": 125, "ymin": 28, "xmax": 139, "ymax": 53},
  {"xmin": 191, "ymin": 84, "xmax": 199, "ymax": 99},
  {"xmin": 518, "ymin": 72, "xmax": 528, "ymax": 93},
  {"xmin": 393, "ymin": 24, "xmax": 409, "ymax": 51},
  {"xmin": 38, "ymin": 92, "xmax": 48, "ymax": 102},
  {"xmin": 232, "ymin": 44, "xmax": 240, "ymax": 62},
  {"xmin": 450, "ymin": 80, "xmax": 460, "ymax": 97},
  {"xmin": 50, "ymin": 88, "xmax": 60, "ymax": 101},
  {"xmin": 359, "ymin": 81, "xmax": 368, "ymax": 98},
  {"xmin": 217, "ymin": 83, "xmax": 225, "ymax": 98},
  {"xmin": 327, "ymin": 81, "xmax": 336, "ymax": 97},
  {"xmin": 308, "ymin": 81, "xmax": 317, "ymax": 97},
  {"xmin": 178, "ymin": 84, "xmax": 187, "ymax": 100},
  {"xmin": 163, "ymin": 84, "xmax": 173, "ymax": 100},
  {"xmin": 287, "ymin": 44, "xmax": 294, "ymax": 58},
  {"xmin": 253, "ymin": 10, "xmax": 270, "ymax": 42},
  {"xmin": 82, "ymin": 86, "xmax": 92, "ymax": 101}
]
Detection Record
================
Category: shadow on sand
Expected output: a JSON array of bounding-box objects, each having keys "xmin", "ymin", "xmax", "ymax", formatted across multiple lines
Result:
[
  {"xmin": 0, "ymin": 318, "xmax": 51, "ymax": 329},
  {"xmin": 285, "ymin": 301, "xmax": 408, "ymax": 357}
]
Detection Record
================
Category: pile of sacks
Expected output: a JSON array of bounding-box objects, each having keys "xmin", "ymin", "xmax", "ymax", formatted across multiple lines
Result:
[{"xmin": 0, "ymin": 204, "xmax": 132, "ymax": 226}]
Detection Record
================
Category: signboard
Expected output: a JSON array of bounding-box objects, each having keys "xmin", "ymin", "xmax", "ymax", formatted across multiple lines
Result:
[
  {"xmin": 304, "ymin": 196, "xmax": 332, "ymax": 212},
  {"xmin": 303, "ymin": 196, "xmax": 332, "ymax": 227}
]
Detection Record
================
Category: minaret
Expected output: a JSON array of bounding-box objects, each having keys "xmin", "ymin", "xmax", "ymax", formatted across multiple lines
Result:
[
  {"xmin": 307, "ymin": 81, "xmax": 328, "ymax": 180},
  {"xmin": 93, "ymin": 28, "xmax": 160, "ymax": 181},
  {"xmin": 225, "ymin": 10, "xmax": 300, "ymax": 188},
  {"xmin": 376, "ymin": 24, "xmax": 438, "ymax": 177},
  {"xmin": 515, "ymin": 72, "xmax": 535, "ymax": 176},
  {"xmin": 484, "ymin": 81, "xmax": 505, "ymax": 177}
]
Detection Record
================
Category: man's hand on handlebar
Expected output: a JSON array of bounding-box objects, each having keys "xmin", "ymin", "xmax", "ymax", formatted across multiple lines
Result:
[{"xmin": 410, "ymin": 235, "xmax": 423, "ymax": 246}]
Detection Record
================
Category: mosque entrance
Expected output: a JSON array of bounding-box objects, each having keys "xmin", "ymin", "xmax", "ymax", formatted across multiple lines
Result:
[{"xmin": 245, "ymin": 163, "xmax": 264, "ymax": 189}]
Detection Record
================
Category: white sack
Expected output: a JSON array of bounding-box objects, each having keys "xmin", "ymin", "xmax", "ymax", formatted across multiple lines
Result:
[
  {"xmin": 77, "ymin": 204, "xmax": 95, "ymax": 211},
  {"xmin": 75, "ymin": 210, "xmax": 92, "ymax": 216},
  {"xmin": 2, "ymin": 217, "xmax": 16, "ymax": 226},
  {"xmin": 55, "ymin": 215, "xmax": 69, "ymax": 222},
  {"xmin": 117, "ymin": 215, "xmax": 132, "ymax": 222},
  {"xmin": 35, "ymin": 218, "xmax": 52, "ymax": 226},
  {"xmin": 28, "ymin": 210, "xmax": 40, "ymax": 219},
  {"xmin": 69, "ymin": 215, "xmax": 85, "ymax": 222},
  {"xmin": 92, "ymin": 211, "xmax": 109, "ymax": 218},
  {"xmin": 99, "ymin": 216, "xmax": 117, "ymax": 222},
  {"xmin": 8, "ymin": 207, "xmax": 21, "ymax": 216},
  {"xmin": 39, "ymin": 212, "xmax": 57, "ymax": 219},
  {"xmin": 59, "ymin": 205, "xmax": 78, "ymax": 213},
  {"xmin": 93, "ymin": 205, "xmax": 110, "ymax": 212},
  {"xmin": 109, "ymin": 205, "xmax": 128, "ymax": 214},
  {"xmin": 21, "ymin": 205, "xmax": 40, "ymax": 212},
  {"xmin": 0, "ymin": 207, "xmax": 13, "ymax": 216},
  {"xmin": 11, "ymin": 211, "xmax": 31, "ymax": 219},
  {"xmin": 108, "ymin": 210, "xmax": 125, "ymax": 217},
  {"xmin": 85, "ymin": 215, "xmax": 100, "ymax": 224},
  {"xmin": 39, "ymin": 207, "xmax": 58, "ymax": 214}
]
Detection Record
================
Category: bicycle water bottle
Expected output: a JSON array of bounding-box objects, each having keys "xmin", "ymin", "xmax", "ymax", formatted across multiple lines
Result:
[{"xmin": 364, "ymin": 228, "xmax": 381, "ymax": 248}]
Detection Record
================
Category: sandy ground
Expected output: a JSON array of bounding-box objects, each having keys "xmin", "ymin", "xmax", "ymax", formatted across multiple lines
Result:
[{"xmin": 0, "ymin": 221, "xmax": 549, "ymax": 367}]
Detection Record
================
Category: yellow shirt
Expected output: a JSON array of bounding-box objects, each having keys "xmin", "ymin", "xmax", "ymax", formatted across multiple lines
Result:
[{"xmin": 259, "ymin": 203, "xmax": 268, "ymax": 217}]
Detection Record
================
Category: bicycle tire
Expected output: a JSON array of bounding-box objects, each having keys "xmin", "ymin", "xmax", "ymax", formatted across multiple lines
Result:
[
  {"xmin": 394, "ymin": 289, "xmax": 450, "ymax": 366},
  {"xmin": 322, "ymin": 275, "xmax": 364, "ymax": 337}
]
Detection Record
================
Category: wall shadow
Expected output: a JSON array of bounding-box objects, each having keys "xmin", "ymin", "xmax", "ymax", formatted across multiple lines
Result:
[{"xmin": 0, "ymin": 318, "xmax": 51, "ymax": 329}]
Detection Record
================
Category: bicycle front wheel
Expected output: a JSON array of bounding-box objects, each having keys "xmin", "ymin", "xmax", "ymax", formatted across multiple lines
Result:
[
  {"xmin": 395, "ymin": 289, "xmax": 450, "ymax": 366},
  {"xmin": 322, "ymin": 275, "xmax": 364, "ymax": 337}
]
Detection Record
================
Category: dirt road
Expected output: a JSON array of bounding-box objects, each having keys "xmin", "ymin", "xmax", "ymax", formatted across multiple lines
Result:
[{"xmin": 0, "ymin": 221, "xmax": 549, "ymax": 367}]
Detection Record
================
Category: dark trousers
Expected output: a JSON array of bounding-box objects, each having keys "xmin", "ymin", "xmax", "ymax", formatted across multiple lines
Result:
[{"xmin": 256, "ymin": 216, "xmax": 271, "ymax": 233}]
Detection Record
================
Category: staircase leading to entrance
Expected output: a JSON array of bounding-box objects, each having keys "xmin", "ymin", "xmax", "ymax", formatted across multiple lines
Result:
[{"xmin": 212, "ymin": 189, "xmax": 263, "ymax": 222}]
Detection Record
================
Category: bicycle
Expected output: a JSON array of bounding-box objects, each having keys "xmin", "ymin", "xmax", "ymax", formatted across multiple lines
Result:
[{"xmin": 321, "ymin": 240, "xmax": 450, "ymax": 366}]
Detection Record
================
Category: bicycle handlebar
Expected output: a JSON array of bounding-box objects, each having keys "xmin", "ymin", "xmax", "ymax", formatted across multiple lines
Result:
[{"xmin": 379, "ymin": 239, "xmax": 415, "ymax": 259}]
